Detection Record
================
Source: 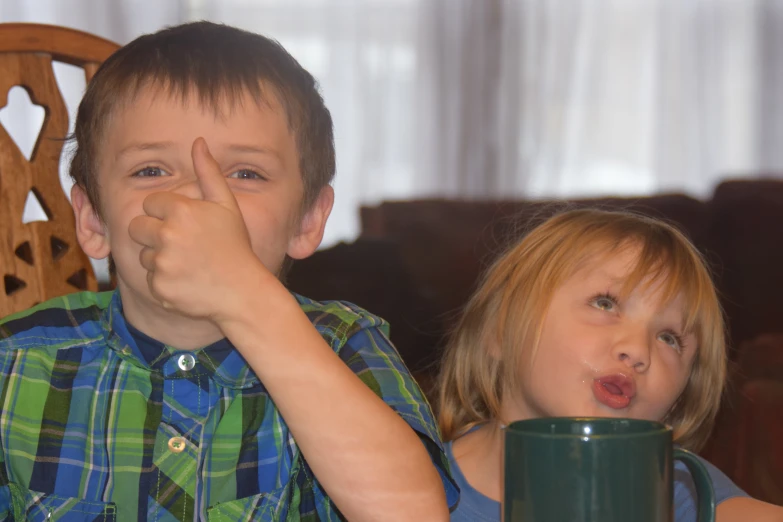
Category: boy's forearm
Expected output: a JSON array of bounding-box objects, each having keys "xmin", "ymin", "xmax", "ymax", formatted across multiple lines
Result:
[{"xmin": 217, "ymin": 270, "xmax": 448, "ymax": 521}]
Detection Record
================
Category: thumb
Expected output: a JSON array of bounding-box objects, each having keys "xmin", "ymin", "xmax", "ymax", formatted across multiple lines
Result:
[{"xmin": 191, "ymin": 137, "xmax": 239, "ymax": 209}]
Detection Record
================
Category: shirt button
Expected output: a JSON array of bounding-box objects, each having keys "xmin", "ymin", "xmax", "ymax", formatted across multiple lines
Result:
[
  {"xmin": 168, "ymin": 436, "xmax": 186, "ymax": 453},
  {"xmin": 177, "ymin": 353, "xmax": 196, "ymax": 372}
]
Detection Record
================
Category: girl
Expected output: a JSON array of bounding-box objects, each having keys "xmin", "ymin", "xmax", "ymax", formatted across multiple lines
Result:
[{"xmin": 438, "ymin": 209, "xmax": 783, "ymax": 522}]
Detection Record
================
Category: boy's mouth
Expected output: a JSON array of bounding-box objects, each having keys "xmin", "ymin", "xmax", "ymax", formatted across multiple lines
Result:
[{"xmin": 592, "ymin": 374, "xmax": 636, "ymax": 409}]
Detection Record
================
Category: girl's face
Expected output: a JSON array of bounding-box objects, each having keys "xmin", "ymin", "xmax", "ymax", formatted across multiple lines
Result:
[{"xmin": 502, "ymin": 248, "xmax": 698, "ymax": 424}]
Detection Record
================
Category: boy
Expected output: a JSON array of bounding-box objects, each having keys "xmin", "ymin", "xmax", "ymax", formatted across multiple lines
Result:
[{"xmin": 0, "ymin": 22, "xmax": 456, "ymax": 521}]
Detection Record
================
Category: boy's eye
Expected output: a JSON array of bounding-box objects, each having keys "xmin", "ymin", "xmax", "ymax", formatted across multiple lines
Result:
[
  {"xmin": 658, "ymin": 331, "xmax": 685, "ymax": 352},
  {"xmin": 228, "ymin": 169, "xmax": 264, "ymax": 180},
  {"xmin": 590, "ymin": 293, "xmax": 618, "ymax": 312},
  {"xmin": 132, "ymin": 167, "xmax": 168, "ymax": 178}
]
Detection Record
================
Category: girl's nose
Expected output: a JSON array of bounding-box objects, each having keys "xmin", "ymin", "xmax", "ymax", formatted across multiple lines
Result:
[{"xmin": 613, "ymin": 328, "xmax": 652, "ymax": 372}]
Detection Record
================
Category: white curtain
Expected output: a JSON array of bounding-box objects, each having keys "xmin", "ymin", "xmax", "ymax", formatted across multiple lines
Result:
[
  {"xmin": 1, "ymin": 0, "xmax": 780, "ymax": 254},
  {"xmin": 496, "ymin": 0, "xmax": 771, "ymax": 199}
]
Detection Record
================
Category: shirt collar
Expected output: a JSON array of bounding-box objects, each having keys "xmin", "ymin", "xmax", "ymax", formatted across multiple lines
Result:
[{"xmin": 101, "ymin": 290, "xmax": 261, "ymax": 390}]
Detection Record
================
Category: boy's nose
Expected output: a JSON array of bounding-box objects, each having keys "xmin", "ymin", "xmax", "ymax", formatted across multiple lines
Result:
[{"xmin": 173, "ymin": 180, "xmax": 204, "ymax": 201}]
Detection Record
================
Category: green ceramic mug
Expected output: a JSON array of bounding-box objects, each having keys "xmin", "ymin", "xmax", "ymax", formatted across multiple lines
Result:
[{"xmin": 503, "ymin": 417, "xmax": 715, "ymax": 522}]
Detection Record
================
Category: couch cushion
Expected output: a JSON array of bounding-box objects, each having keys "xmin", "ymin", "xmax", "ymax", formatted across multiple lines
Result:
[
  {"xmin": 731, "ymin": 379, "xmax": 783, "ymax": 505},
  {"xmin": 710, "ymin": 180, "xmax": 783, "ymax": 349},
  {"xmin": 701, "ymin": 333, "xmax": 783, "ymax": 483},
  {"xmin": 286, "ymin": 238, "xmax": 444, "ymax": 374}
]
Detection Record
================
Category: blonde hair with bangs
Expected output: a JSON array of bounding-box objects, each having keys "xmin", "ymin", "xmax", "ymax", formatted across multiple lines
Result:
[{"xmin": 437, "ymin": 208, "xmax": 726, "ymax": 451}]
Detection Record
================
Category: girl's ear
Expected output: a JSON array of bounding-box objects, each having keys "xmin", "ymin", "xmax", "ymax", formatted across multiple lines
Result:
[
  {"xmin": 287, "ymin": 185, "xmax": 334, "ymax": 260},
  {"xmin": 71, "ymin": 185, "xmax": 111, "ymax": 260}
]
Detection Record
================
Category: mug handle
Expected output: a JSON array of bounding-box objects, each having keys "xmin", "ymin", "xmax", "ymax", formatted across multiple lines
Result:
[{"xmin": 673, "ymin": 448, "xmax": 716, "ymax": 522}]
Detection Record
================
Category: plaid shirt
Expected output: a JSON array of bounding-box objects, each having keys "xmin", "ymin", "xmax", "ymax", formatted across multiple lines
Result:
[{"xmin": 0, "ymin": 291, "xmax": 457, "ymax": 521}]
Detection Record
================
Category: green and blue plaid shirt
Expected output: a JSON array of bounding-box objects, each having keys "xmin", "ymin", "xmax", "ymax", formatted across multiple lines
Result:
[{"xmin": 0, "ymin": 290, "xmax": 457, "ymax": 521}]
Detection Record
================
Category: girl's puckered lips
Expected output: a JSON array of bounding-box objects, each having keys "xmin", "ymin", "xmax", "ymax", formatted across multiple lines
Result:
[{"xmin": 592, "ymin": 373, "xmax": 636, "ymax": 409}]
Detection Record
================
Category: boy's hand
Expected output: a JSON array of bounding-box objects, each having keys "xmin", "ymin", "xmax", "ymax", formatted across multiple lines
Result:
[{"xmin": 128, "ymin": 138, "xmax": 269, "ymax": 321}]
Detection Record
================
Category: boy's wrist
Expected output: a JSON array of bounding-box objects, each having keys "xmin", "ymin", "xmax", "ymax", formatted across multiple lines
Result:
[{"xmin": 211, "ymin": 258, "xmax": 295, "ymax": 335}]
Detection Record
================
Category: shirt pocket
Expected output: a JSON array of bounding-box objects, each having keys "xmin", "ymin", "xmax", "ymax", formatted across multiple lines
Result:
[
  {"xmin": 207, "ymin": 485, "xmax": 289, "ymax": 522},
  {"xmin": 6, "ymin": 484, "xmax": 116, "ymax": 522}
]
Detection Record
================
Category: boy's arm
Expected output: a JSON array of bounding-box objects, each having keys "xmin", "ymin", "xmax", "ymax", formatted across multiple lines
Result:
[
  {"xmin": 129, "ymin": 139, "xmax": 451, "ymax": 520},
  {"xmin": 218, "ymin": 280, "xmax": 451, "ymax": 521},
  {"xmin": 717, "ymin": 497, "xmax": 783, "ymax": 521}
]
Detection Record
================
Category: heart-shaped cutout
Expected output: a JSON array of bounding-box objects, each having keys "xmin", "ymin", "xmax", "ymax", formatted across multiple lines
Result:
[
  {"xmin": 0, "ymin": 86, "xmax": 46, "ymax": 161},
  {"xmin": 22, "ymin": 189, "xmax": 51, "ymax": 223}
]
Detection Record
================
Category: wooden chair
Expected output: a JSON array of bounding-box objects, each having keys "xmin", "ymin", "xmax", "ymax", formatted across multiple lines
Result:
[{"xmin": 0, "ymin": 24, "xmax": 119, "ymax": 318}]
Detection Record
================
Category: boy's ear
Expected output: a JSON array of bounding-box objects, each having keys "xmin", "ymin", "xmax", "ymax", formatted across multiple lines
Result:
[
  {"xmin": 287, "ymin": 185, "xmax": 334, "ymax": 260},
  {"xmin": 70, "ymin": 185, "xmax": 111, "ymax": 260}
]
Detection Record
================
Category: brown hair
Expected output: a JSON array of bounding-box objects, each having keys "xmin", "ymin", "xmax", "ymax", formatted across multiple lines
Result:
[
  {"xmin": 437, "ymin": 208, "xmax": 726, "ymax": 451},
  {"xmin": 69, "ymin": 21, "xmax": 335, "ymax": 217}
]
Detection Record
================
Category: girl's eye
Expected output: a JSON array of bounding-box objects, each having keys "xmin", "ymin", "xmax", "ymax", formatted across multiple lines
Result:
[
  {"xmin": 658, "ymin": 331, "xmax": 685, "ymax": 352},
  {"xmin": 132, "ymin": 167, "xmax": 168, "ymax": 178},
  {"xmin": 590, "ymin": 293, "xmax": 618, "ymax": 312},
  {"xmin": 228, "ymin": 169, "xmax": 264, "ymax": 180}
]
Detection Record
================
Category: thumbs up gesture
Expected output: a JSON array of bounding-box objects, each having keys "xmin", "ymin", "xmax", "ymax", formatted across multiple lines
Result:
[{"xmin": 128, "ymin": 138, "xmax": 271, "ymax": 322}]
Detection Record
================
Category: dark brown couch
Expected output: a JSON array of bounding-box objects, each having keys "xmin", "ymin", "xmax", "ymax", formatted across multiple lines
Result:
[{"xmin": 287, "ymin": 179, "xmax": 783, "ymax": 505}]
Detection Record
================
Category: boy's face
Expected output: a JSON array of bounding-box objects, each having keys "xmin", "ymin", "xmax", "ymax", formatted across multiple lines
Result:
[
  {"xmin": 73, "ymin": 85, "xmax": 332, "ymax": 317},
  {"xmin": 503, "ymin": 248, "xmax": 697, "ymax": 425}
]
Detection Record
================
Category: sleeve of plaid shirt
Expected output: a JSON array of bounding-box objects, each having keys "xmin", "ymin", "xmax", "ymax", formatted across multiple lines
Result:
[{"xmin": 324, "ymin": 301, "xmax": 460, "ymax": 512}]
